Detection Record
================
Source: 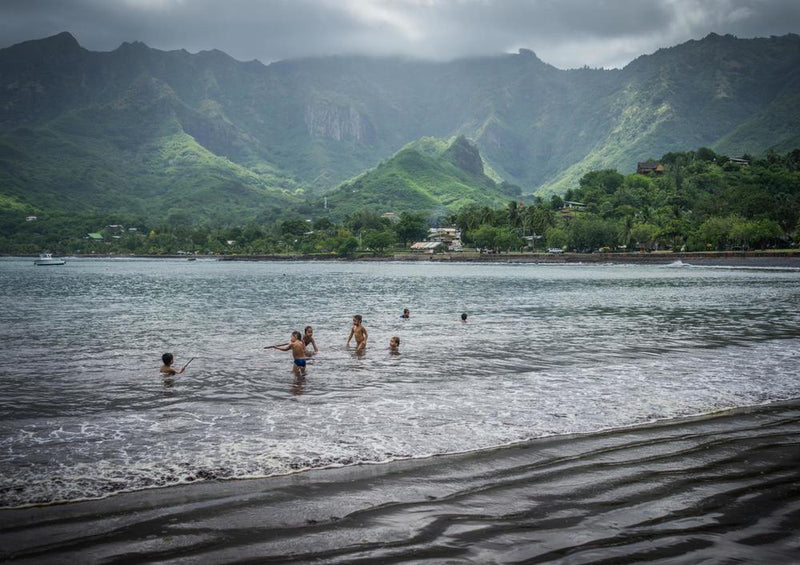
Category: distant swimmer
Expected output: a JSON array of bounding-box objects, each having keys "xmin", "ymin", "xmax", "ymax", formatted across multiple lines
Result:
[
  {"xmin": 461, "ymin": 313, "xmax": 468, "ymax": 323},
  {"xmin": 401, "ymin": 308, "xmax": 410, "ymax": 319},
  {"xmin": 267, "ymin": 331, "xmax": 307, "ymax": 376},
  {"xmin": 160, "ymin": 352, "xmax": 193, "ymax": 375},
  {"xmin": 346, "ymin": 314, "xmax": 369, "ymax": 352},
  {"xmin": 389, "ymin": 335, "xmax": 400, "ymax": 354}
]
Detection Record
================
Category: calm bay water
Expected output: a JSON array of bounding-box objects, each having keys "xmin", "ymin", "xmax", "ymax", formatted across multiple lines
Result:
[{"xmin": 1, "ymin": 257, "xmax": 798, "ymax": 508}]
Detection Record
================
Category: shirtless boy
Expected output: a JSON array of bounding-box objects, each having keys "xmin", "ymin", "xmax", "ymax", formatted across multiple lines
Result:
[
  {"xmin": 269, "ymin": 331, "xmax": 307, "ymax": 376},
  {"xmin": 271, "ymin": 325, "xmax": 319, "ymax": 356},
  {"xmin": 346, "ymin": 314, "xmax": 369, "ymax": 352},
  {"xmin": 160, "ymin": 352, "xmax": 192, "ymax": 375}
]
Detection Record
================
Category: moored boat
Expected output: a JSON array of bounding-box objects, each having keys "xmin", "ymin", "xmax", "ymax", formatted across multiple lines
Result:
[{"xmin": 33, "ymin": 253, "xmax": 66, "ymax": 266}]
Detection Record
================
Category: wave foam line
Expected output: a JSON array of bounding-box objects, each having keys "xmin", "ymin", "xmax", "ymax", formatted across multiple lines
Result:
[{"xmin": 1, "ymin": 400, "xmax": 799, "ymax": 563}]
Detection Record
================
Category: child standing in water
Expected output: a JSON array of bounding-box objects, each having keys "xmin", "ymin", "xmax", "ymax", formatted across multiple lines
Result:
[
  {"xmin": 267, "ymin": 331, "xmax": 307, "ymax": 376},
  {"xmin": 346, "ymin": 314, "xmax": 369, "ymax": 352},
  {"xmin": 302, "ymin": 325, "xmax": 319, "ymax": 356},
  {"xmin": 389, "ymin": 336, "xmax": 400, "ymax": 354},
  {"xmin": 272, "ymin": 326, "xmax": 319, "ymax": 356},
  {"xmin": 160, "ymin": 353, "xmax": 192, "ymax": 375}
]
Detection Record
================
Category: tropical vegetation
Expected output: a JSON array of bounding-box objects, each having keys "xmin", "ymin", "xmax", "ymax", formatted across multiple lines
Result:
[
  {"xmin": 452, "ymin": 147, "xmax": 799, "ymax": 252},
  {"xmin": 2, "ymin": 31, "xmax": 800, "ymax": 225},
  {"xmin": 3, "ymin": 147, "xmax": 797, "ymax": 256}
]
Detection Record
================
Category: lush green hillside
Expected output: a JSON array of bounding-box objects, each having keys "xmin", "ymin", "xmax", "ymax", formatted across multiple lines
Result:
[
  {"xmin": 2, "ymin": 146, "xmax": 797, "ymax": 256},
  {"xmin": 540, "ymin": 34, "xmax": 800, "ymax": 194},
  {"xmin": 321, "ymin": 136, "xmax": 521, "ymax": 218},
  {"xmin": 447, "ymin": 147, "xmax": 800, "ymax": 253},
  {"xmin": 0, "ymin": 122, "xmax": 296, "ymax": 225},
  {"xmin": 1, "ymin": 32, "xmax": 799, "ymax": 224},
  {"xmin": 0, "ymin": 34, "xmax": 298, "ymax": 224}
]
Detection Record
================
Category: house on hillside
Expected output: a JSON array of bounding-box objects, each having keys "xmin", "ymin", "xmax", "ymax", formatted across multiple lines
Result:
[
  {"xmin": 86, "ymin": 232, "xmax": 103, "ymax": 241},
  {"xmin": 559, "ymin": 201, "xmax": 586, "ymax": 218},
  {"xmin": 637, "ymin": 162, "xmax": 664, "ymax": 175},
  {"xmin": 730, "ymin": 158, "xmax": 750, "ymax": 166}
]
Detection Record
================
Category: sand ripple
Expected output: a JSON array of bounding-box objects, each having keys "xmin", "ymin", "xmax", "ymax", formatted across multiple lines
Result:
[{"xmin": 2, "ymin": 401, "xmax": 798, "ymax": 564}]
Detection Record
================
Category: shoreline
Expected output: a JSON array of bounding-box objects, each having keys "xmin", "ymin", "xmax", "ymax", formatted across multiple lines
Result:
[
  {"xmin": 3, "ymin": 399, "xmax": 799, "ymax": 563},
  {"xmin": 8, "ymin": 250, "xmax": 800, "ymax": 268}
]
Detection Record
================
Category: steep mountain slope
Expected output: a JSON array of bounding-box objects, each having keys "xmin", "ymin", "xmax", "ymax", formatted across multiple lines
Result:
[
  {"xmin": 322, "ymin": 136, "xmax": 521, "ymax": 217},
  {"xmin": 0, "ymin": 32, "xmax": 798, "ymax": 222},
  {"xmin": 0, "ymin": 33, "xmax": 298, "ymax": 224},
  {"xmin": 531, "ymin": 33, "xmax": 800, "ymax": 193}
]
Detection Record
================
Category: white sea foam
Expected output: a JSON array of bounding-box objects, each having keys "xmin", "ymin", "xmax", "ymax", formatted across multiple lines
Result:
[{"xmin": 0, "ymin": 259, "xmax": 798, "ymax": 507}]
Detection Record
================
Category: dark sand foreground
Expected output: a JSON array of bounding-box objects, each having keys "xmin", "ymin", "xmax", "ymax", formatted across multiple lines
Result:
[{"xmin": 2, "ymin": 401, "xmax": 799, "ymax": 564}]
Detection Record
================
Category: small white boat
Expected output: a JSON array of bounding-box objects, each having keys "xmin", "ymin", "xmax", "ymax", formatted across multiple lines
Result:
[{"xmin": 33, "ymin": 253, "xmax": 66, "ymax": 266}]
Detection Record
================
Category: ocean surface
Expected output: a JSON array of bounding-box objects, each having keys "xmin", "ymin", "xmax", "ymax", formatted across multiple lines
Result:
[{"xmin": 1, "ymin": 257, "xmax": 799, "ymax": 509}]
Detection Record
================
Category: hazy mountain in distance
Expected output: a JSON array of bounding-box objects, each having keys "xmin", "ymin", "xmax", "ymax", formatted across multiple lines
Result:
[{"xmin": 1, "ymin": 31, "xmax": 798, "ymax": 222}]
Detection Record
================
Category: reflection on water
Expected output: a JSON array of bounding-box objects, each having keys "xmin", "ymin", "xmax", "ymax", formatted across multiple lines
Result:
[
  {"xmin": 291, "ymin": 375, "xmax": 306, "ymax": 396},
  {"xmin": 0, "ymin": 258, "xmax": 798, "ymax": 507}
]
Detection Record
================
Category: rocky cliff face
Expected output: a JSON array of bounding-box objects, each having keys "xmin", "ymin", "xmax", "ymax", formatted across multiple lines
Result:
[
  {"xmin": 444, "ymin": 135, "xmax": 484, "ymax": 176},
  {"xmin": 304, "ymin": 97, "xmax": 376, "ymax": 142}
]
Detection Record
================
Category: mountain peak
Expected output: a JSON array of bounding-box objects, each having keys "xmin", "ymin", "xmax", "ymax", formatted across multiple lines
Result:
[
  {"xmin": 4, "ymin": 31, "xmax": 82, "ymax": 55},
  {"xmin": 0, "ymin": 31, "xmax": 85, "ymax": 68},
  {"xmin": 515, "ymin": 47, "xmax": 548, "ymax": 65},
  {"xmin": 701, "ymin": 32, "xmax": 736, "ymax": 41},
  {"xmin": 36, "ymin": 31, "xmax": 80, "ymax": 49},
  {"xmin": 117, "ymin": 40, "xmax": 151, "ymax": 52},
  {"xmin": 444, "ymin": 135, "xmax": 484, "ymax": 176}
]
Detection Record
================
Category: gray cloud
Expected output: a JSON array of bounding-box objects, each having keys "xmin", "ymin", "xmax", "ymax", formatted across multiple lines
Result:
[{"xmin": 0, "ymin": 0, "xmax": 798, "ymax": 69}]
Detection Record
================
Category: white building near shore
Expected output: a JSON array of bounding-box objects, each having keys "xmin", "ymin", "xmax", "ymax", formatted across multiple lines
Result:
[{"xmin": 411, "ymin": 227, "xmax": 463, "ymax": 253}]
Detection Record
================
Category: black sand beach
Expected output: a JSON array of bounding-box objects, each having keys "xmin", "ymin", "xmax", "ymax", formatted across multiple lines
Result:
[{"xmin": 2, "ymin": 400, "xmax": 799, "ymax": 564}]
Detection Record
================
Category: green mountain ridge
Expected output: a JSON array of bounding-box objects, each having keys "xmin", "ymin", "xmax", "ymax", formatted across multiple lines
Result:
[
  {"xmin": 322, "ymin": 136, "xmax": 521, "ymax": 218},
  {"xmin": 1, "ymin": 31, "xmax": 799, "ymax": 223},
  {"xmin": 0, "ymin": 37, "xmax": 298, "ymax": 224}
]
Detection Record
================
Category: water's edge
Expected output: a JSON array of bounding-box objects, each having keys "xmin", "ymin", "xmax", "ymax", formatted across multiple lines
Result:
[
  {"xmin": 2, "ymin": 399, "xmax": 799, "ymax": 564},
  {"xmin": 2, "ymin": 398, "xmax": 794, "ymax": 511}
]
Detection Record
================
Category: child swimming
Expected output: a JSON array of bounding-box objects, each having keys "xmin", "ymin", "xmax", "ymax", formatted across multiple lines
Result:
[{"xmin": 160, "ymin": 353, "xmax": 192, "ymax": 375}]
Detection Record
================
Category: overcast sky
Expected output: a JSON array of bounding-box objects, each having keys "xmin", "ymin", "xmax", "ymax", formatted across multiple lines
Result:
[{"xmin": 1, "ymin": 0, "xmax": 798, "ymax": 69}]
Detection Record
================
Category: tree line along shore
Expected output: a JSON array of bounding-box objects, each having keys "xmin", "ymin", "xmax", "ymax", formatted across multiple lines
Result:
[
  {"xmin": 2, "ymin": 147, "xmax": 798, "ymax": 257},
  {"xmin": 14, "ymin": 249, "xmax": 793, "ymax": 268}
]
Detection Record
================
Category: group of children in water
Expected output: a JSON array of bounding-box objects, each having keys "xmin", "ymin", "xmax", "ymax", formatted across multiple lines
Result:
[
  {"xmin": 262, "ymin": 314, "xmax": 392, "ymax": 377},
  {"xmin": 160, "ymin": 309, "xmax": 468, "ymax": 378}
]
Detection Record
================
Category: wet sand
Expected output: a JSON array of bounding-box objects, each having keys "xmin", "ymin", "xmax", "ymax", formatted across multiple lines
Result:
[{"xmin": 2, "ymin": 400, "xmax": 799, "ymax": 564}]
